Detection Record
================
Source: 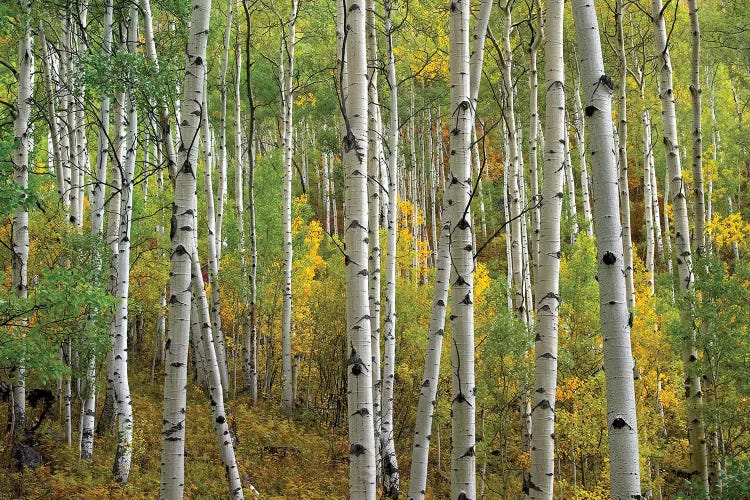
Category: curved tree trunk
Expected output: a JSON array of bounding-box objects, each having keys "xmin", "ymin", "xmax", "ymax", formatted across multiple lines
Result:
[{"xmin": 571, "ymin": 1, "xmax": 641, "ymax": 497}]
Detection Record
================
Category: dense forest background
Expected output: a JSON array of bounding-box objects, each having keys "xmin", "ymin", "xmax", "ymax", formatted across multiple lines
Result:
[{"xmin": 1, "ymin": 0, "xmax": 749, "ymax": 498}]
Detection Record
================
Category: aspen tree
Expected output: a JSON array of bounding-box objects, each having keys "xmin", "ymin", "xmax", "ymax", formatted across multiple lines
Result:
[
  {"xmin": 688, "ymin": 0, "xmax": 705, "ymax": 255},
  {"xmin": 112, "ymin": 9, "xmax": 138, "ymax": 482},
  {"xmin": 571, "ymin": 1, "xmax": 641, "ymax": 496},
  {"xmin": 563, "ymin": 116, "xmax": 579, "ymax": 242},
  {"xmin": 340, "ymin": 0, "xmax": 377, "ymax": 495},
  {"xmin": 615, "ymin": 0, "xmax": 635, "ymax": 310},
  {"xmin": 652, "ymin": 0, "xmax": 708, "ymax": 489},
  {"xmin": 527, "ymin": 0, "xmax": 543, "ymax": 280},
  {"xmin": 216, "ymin": 0, "xmax": 234, "ymax": 260},
  {"xmin": 572, "ymin": 82, "xmax": 593, "ymax": 236},
  {"xmin": 529, "ymin": 0, "xmax": 564, "ymax": 496},
  {"xmin": 160, "ymin": 0, "xmax": 212, "ymax": 494},
  {"xmin": 280, "ymin": 0, "xmax": 299, "ymax": 415},
  {"xmin": 10, "ymin": 0, "xmax": 33, "ymax": 440},
  {"xmin": 448, "ymin": 0, "xmax": 476, "ymax": 497}
]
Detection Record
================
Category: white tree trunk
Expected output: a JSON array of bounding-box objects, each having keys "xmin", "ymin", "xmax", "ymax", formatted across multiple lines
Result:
[
  {"xmin": 572, "ymin": 82, "xmax": 593, "ymax": 237},
  {"xmin": 688, "ymin": 0, "xmax": 705, "ymax": 256},
  {"xmin": 215, "ymin": 0, "xmax": 234, "ymax": 260},
  {"xmin": 527, "ymin": 0, "xmax": 543, "ymax": 281},
  {"xmin": 407, "ymin": 223, "xmax": 450, "ymax": 500},
  {"xmin": 112, "ymin": 10, "xmax": 138, "ymax": 483},
  {"xmin": 563, "ymin": 117, "xmax": 579, "ymax": 243},
  {"xmin": 341, "ymin": 1, "xmax": 377, "ymax": 496},
  {"xmin": 448, "ymin": 1, "xmax": 476, "ymax": 498},
  {"xmin": 160, "ymin": 0, "xmax": 212, "ymax": 495},
  {"xmin": 280, "ymin": 0, "xmax": 299, "ymax": 415},
  {"xmin": 10, "ymin": 0, "xmax": 33, "ymax": 440},
  {"xmin": 571, "ymin": 1, "xmax": 641, "ymax": 497},
  {"xmin": 529, "ymin": 0, "xmax": 563, "ymax": 496},
  {"xmin": 191, "ymin": 254, "xmax": 251, "ymax": 498},
  {"xmin": 643, "ymin": 108, "xmax": 656, "ymax": 296},
  {"xmin": 201, "ymin": 93, "xmax": 231, "ymax": 394},
  {"xmin": 652, "ymin": 0, "xmax": 708, "ymax": 489},
  {"xmin": 615, "ymin": 0, "xmax": 635, "ymax": 310}
]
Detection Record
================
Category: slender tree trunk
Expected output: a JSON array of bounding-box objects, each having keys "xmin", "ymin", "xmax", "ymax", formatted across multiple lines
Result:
[
  {"xmin": 340, "ymin": 0, "xmax": 377, "ymax": 495},
  {"xmin": 563, "ymin": 116, "xmax": 579, "ymax": 242},
  {"xmin": 527, "ymin": 0, "xmax": 543, "ymax": 283},
  {"xmin": 615, "ymin": 0, "xmax": 635, "ymax": 310},
  {"xmin": 449, "ymin": 1, "xmax": 476, "ymax": 497},
  {"xmin": 529, "ymin": 0, "xmax": 563, "ymax": 496},
  {"xmin": 572, "ymin": 81, "xmax": 593, "ymax": 237},
  {"xmin": 112, "ymin": 10, "xmax": 138, "ymax": 483},
  {"xmin": 39, "ymin": 26, "xmax": 66, "ymax": 209},
  {"xmin": 10, "ymin": 0, "xmax": 33, "ymax": 441},
  {"xmin": 280, "ymin": 0, "xmax": 299, "ymax": 415},
  {"xmin": 571, "ymin": 2, "xmax": 641, "ymax": 497},
  {"xmin": 160, "ymin": 0, "xmax": 212, "ymax": 494},
  {"xmin": 643, "ymin": 109, "xmax": 656, "ymax": 296},
  {"xmin": 407, "ymin": 223, "xmax": 450, "ymax": 500},
  {"xmin": 191, "ymin": 254, "xmax": 252, "ymax": 498},
  {"xmin": 651, "ymin": 0, "xmax": 708, "ymax": 489},
  {"xmin": 215, "ymin": 0, "xmax": 234, "ymax": 261},
  {"xmin": 688, "ymin": 0, "xmax": 705, "ymax": 256}
]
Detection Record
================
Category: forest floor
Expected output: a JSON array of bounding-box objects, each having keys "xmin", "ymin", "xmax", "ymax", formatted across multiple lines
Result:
[{"xmin": 0, "ymin": 366, "xmax": 352, "ymax": 499}]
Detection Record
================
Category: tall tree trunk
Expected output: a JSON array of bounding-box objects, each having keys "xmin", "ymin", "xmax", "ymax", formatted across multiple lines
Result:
[
  {"xmin": 241, "ymin": 0, "xmax": 259, "ymax": 403},
  {"xmin": 340, "ymin": 0, "xmax": 377, "ymax": 496},
  {"xmin": 160, "ymin": 0, "xmax": 212, "ymax": 494},
  {"xmin": 651, "ymin": 0, "xmax": 708, "ymax": 489},
  {"xmin": 529, "ymin": 0, "xmax": 563, "ymax": 496},
  {"xmin": 407, "ymin": 223, "xmax": 450, "ymax": 500},
  {"xmin": 10, "ymin": 0, "xmax": 33, "ymax": 441},
  {"xmin": 572, "ymin": 81, "xmax": 593, "ymax": 237},
  {"xmin": 112, "ymin": 10, "xmax": 138, "ymax": 483},
  {"xmin": 615, "ymin": 0, "xmax": 635, "ymax": 310},
  {"xmin": 688, "ymin": 0, "xmax": 705, "ymax": 256},
  {"xmin": 563, "ymin": 116, "xmax": 579, "ymax": 242},
  {"xmin": 216, "ymin": 0, "xmax": 234, "ymax": 261},
  {"xmin": 201, "ymin": 90, "xmax": 231, "ymax": 394},
  {"xmin": 191, "ymin": 255, "xmax": 252, "ymax": 498},
  {"xmin": 280, "ymin": 0, "xmax": 299, "ymax": 415},
  {"xmin": 527, "ymin": 0, "xmax": 543, "ymax": 283},
  {"xmin": 448, "ymin": 1, "xmax": 476, "ymax": 497},
  {"xmin": 571, "ymin": 1, "xmax": 641, "ymax": 497},
  {"xmin": 643, "ymin": 108, "xmax": 656, "ymax": 296}
]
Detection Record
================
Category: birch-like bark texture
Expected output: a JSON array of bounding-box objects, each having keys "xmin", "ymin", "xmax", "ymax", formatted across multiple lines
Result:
[
  {"xmin": 643, "ymin": 108, "xmax": 656, "ymax": 296},
  {"xmin": 527, "ymin": 0, "xmax": 543, "ymax": 283},
  {"xmin": 448, "ymin": 1, "xmax": 476, "ymax": 497},
  {"xmin": 201, "ymin": 99, "xmax": 231, "ymax": 393},
  {"xmin": 241, "ymin": 0, "xmax": 258, "ymax": 402},
  {"xmin": 39, "ymin": 26, "xmax": 66, "ymax": 209},
  {"xmin": 10, "ymin": 0, "xmax": 33, "ymax": 439},
  {"xmin": 112, "ymin": 10, "xmax": 138, "ymax": 483},
  {"xmin": 160, "ymin": 0, "xmax": 212, "ymax": 495},
  {"xmin": 615, "ymin": 0, "xmax": 635, "ymax": 311},
  {"xmin": 528, "ymin": 0, "xmax": 563, "ymax": 496},
  {"xmin": 407, "ymin": 222, "xmax": 450, "ymax": 500},
  {"xmin": 572, "ymin": 83, "xmax": 593, "ymax": 237},
  {"xmin": 688, "ymin": 0, "xmax": 705, "ymax": 255},
  {"xmin": 651, "ymin": 0, "xmax": 708, "ymax": 489},
  {"xmin": 280, "ymin": 0, "xmax": 299, "ymax": 415},
  {"xmin": 341, "ymin": 0, "xmax": 376, "ymax": 496},
  {"xmin": 215, "ymin": 0, "xmax": 234, "ymax": 261},
  {"xmin": 191, "ymin": 254, "xmax": 250, "ymax": 499},
  {"xmin": 381, "ymin": 1, "xmax": 400, "ymax": 493},
  {"xmin": 365, "ymin": 0, "xmax": 386, "ymax": 486},
  {"xmin": 563, "ymin": 117, "xmax": 579, "ymax": 242},
  {"xmin": 571, "ymin": 1, "xmax": 641, "ymax": 497}
]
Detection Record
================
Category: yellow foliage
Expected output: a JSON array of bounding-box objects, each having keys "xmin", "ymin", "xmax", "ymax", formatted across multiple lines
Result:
[{"xmin": 707, "ymin": 212, "xmax": 749, "ymax": 252}]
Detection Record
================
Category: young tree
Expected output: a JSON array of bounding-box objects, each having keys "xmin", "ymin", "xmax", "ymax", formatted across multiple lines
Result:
[{"xmin": 571, "ymin": 1, "xmax": 641, "ymax": 497}]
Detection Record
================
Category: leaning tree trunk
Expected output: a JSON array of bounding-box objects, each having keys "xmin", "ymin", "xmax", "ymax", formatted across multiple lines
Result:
[
  {"xmin": 529, "ymin": 0, "xmax": 563, "ymax": 496},
  {"xmin": 10, "ymin": 0, "xmax": 33, "ymax": 441},
  {"xmin": 652, "ymin": 0, "xmax": 708, "ymax": 490},
  {"xmin": 448, "ymin": 1, "xmax": 476, "ymax": 498},
  {"xmin": 340, "ymin": 0, "xmax": 377, "ymax": 496},
  {"xmin": 280, "ymin": 0, "xmax": 299, "ymax": 415},
  {"xmin": 160, "ymin": 0, "xmax": 212, "ymax": 495},
  {"xmin": 112, "ymin": 9, "xmax": 138, "ymax": 483},
  {"xmin": 571, "ymin": 1, "xmax": 641, "ymax": 497}
]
